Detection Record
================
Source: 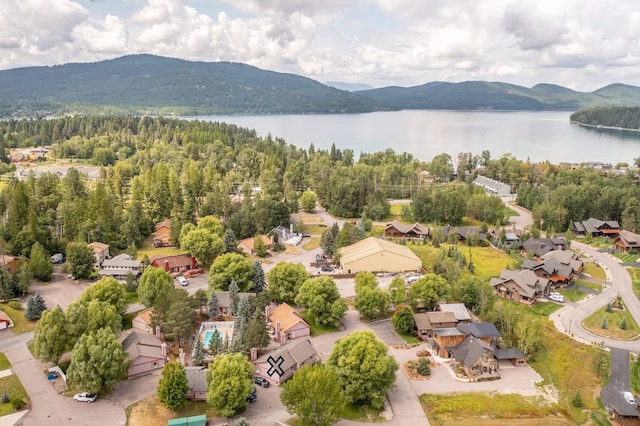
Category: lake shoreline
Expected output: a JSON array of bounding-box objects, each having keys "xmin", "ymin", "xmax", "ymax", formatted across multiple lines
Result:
[{"xmin": 570, "ymin": 121, "xmax": 640, "ymax": 133}]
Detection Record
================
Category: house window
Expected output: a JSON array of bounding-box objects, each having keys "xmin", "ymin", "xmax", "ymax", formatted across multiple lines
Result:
[{"xmin": 152, "ymin": 362, "xmax": 157, "ymax": 368}]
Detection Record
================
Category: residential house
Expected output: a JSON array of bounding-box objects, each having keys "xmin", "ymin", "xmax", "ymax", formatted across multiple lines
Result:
[
  {"xmin": 616, "ymin": 230, "xmax": 640, "ymax": 253},
  {"xmin": 271, "ymin": 225, "xmax": 296, "ymax": 244},
  {"xmin": 452, "ymin": 336, "xmax": 499, "ymax": 381},
  {"xmin": 0, "ymin": 310, "xmax": 13, "ymax": 330},
  {"xmin": 521, "ymin": 237, "xmax": 566, "ymax": 257},
  {"xmin": 153, "ymin": 220, "xmax": 172, "ymax": 248},
  {"xmin": 384, "ymin": 221, "xmax": 430, "ymax": 240},
  {"xmin": 490, "ymin": 269, "xmax": 551, "ymax": 305},
  {"xmin": 431, "ymin": 327, "xmax": 467, "ymax": 358},
  {"xmin": 253, "ymin": 339, "xmax": 319, "ymax": 384},
  {"xmin": 573, "ymin": 218, "xmax": 620, "ymax": 237},
  {"xmin": 522, "ymin": 250, "xmax": 583, "ymax": 286},
  {"xmin": 185, "ymin": 367, "xmax": 207, "ymax": 401},
  {"xmin": 87, "ymin": 242, "xmax": 109, "ymax": 269},
  {"xmin": 99, "ymin": 253, "xmax": 142, "ymax": 279},
  {"xmin": 131, "ymin": 308, "xmax": 155, "ymax": 334},
  {"xmin": 494, "ymin": 348, "xmax": 528, "ymax": 367},
  {"xmin": 488, "ymin": 229, "xmax": 521, "ymax": 247},
  {"xmin": 457, "ymin": 322, "xmax": 501, "ymax": 347},
  {"xmin": 237, "ymin": 236, "xmax": 272, "ymax": 255},
  {"xmin": 472, "ymin": 176, "xmax": 511, "ymax": 196},
  {"xmin": 0, "ymin": 255, "xmax": 21, "ymax": 274},
  {"xmin": 213, "ymin": 292, "xmax": 256, "ymax": 317},
  {"xmin": 150, "ymin": 254, "xmax": 197, "ymax": 275},
  {"xmin": 442, "ymin": 226, "xmax": 487, "ymax": 244},
  {"xmin": 413, "ymin": 311, "xmax": 458, "ymax": 340},
  {"xmin": 267, "ymin": 303, "xmax": 311, "ymax": 342},
  {"xmin": 121, "ymin": 330, "xmax": 167, "ymax": 378},
  {"xmin": 437, "ymin": 303, "xmax": 472, "ymax": 323}
]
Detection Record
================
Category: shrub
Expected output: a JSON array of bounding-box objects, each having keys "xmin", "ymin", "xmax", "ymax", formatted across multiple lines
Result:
[
  {"xmin": 7, "ymin": 301, "xmax": 21, "ymax": 310},
  {"xmin": 571, "ymin": 392, "xmax": 583, "ymax": 408},
  {"xmin": 417, "ymin": 357, "xmax": 431, "ymax": 376},
  {"xmin": 1, "ymin": 391, "xmax": 8, "ymax": 403},
  {"xmin": 620, "ymin": 318, "xmax": 628, "ymax": 330},
  {"xmin": 10, "ymin": 397, "xmax": 24, "ymax": 410},
  {"xmin": 601, "ymin": 317, "xmax": 608, "ymax": 329},
  {"xmin": 606, "ymin": 303, "xmax": 613, "ymax": 313}
]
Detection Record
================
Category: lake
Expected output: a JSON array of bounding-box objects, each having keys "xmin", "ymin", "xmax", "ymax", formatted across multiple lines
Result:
[{"xmin": 193, "ymin": 110, "xmax": 640, "ymax": 164}]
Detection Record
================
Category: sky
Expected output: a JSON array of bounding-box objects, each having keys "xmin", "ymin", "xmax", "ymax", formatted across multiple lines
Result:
[{"xmin": 2, "ymin": 0, "xmax": 640, "ymax": 91}]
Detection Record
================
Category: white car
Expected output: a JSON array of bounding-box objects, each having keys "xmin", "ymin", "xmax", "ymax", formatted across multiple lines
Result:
[
  {"xmin": 548, "ymin": 292, "xmax": 565, "ymax": 303},
  {"xmin": 178, "ymin": 276, "xmax": 188, "ymax": 286},
  {"xmin": 624, "ymin": 391, "xmax": 636, "ymax": 404},
  {"xmin": 73, "ymin": 392, "xmax": 97, "ymax": 403}
]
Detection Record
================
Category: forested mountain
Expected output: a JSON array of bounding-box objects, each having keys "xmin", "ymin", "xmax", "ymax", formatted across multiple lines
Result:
[
  {"xmin": 355, "ymin": 81, "xmax": 640, "ymax": 111},
  {"xmin": 2, "ymin": 55, "xmax": 640, "ymax": 117},
  {"xmin": 570, "ymin": 106, "xmax": 640, "ymax": 130},
  {"xmin": 0, "ymin": 55, "xmax": 381, "ymax": 118}
]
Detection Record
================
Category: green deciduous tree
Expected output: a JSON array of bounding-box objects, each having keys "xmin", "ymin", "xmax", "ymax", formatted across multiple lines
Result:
[
  {"xmin": 391, "ymin": 304, "xmax": 414, "ymax": 334},
  {"xmin": 30, "ymin": 242, "xmax": 52, "ymax": 282},
  {"xmin": 281, "ymin": 363, "xmax": 344, "ymax": 426},
  {"xmin": 388, "ymin": 276, "xmax": 407, "ymax": 306},
  {"xmin": 206, "ymin": 353, "xmax": 254, "ymax": 417},
  {"xmin": 266, "ymin": 261, "xmax": 310, "ymax": 304},
  {"xmin": 67, "ymin": 327, "xmax": 128, "ymax": 394},
  {"xmin": 66, "ymin": 241, "xmax": 95, "ymax": 279},
  {"xmin": 158, "ymin": 361, "xmax": 189, "ymax": 411},
  {"xmin": 208, "ymin": 253, "xmax": 254, "ymax": 291},
  {"xmin": 300, "ymin": 191, "xmax": 317, "ymax": 213},
  {"xmin": 408, "ymin": 273, "xmax": 450, "ymax": 311},
  {"xmin": 327, "ymin": 331, "xmax": 398, "ymax": 409},
  {"xmin": 355, "ymin": 286, "xmax": 391, "ymax": 320},
  {"xmin": 78, "ymin": 277, "xmax": 128, "ymax": 314},
  {"xmin": 138, "ymin": 267, "xmax": 174, "ymax": 307},
  {"xmin": 295, "ymin": 276, "xmax": 346, "ymax": 327},
  {"xmin": 180, "ymin": 228, "xmax": 224, "ymax": 267},
  {"xmin": 32, "ymin": 306, "xmax": 67, "ymax": 363},
  {"xmin": 354, "ymin": 271, "xmax": 377, "ymax": 293},
  {"xmin": 452, "ymin": 276, "xmax": 496, "ymax": 317}
]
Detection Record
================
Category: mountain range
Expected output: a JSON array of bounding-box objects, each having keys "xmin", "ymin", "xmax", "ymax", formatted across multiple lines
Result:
[{"xmin": 1, "ymin": 54, "xmax": 640, "ymax": 117}]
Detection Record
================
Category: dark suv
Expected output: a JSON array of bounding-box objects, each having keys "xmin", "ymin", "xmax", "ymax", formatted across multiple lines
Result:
[{"xmin": 254, "ymin": 377, "xmax": 270, "ymax": 388}]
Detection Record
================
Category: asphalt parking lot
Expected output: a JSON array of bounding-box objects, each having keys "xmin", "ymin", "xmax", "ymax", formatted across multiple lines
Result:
[{"xmin": 367, "ymin": 319, "xmax": 406, "ymax": 346}]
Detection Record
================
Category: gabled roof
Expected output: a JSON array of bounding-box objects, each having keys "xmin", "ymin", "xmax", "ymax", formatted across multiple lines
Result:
[
  {"xmin": 442, "ymin": 226, "xmax": 487, "ymax": 241},
  {"xmin": 155, "ymin": 220, "xmax": 171, "ymax": 231},
  {"xmin": 150, "ymin": 254, "xmax": 193, "ymax": 269},
  {"xmin": 453, "ymin": 335, "xmax": 495, "ymax": 368},
  {"xmin": 0, "ymin": 255, "xmax": 19, "ymax": 267},
  {"xmin": 87, "ymin": 241, "xmax": 109, "ymax": 252},
  {"xmin": 458, "ymin": 322, "xmax": 501, "ymax": 338},
  {"xmin": 433, "ymin": 327, "xmax": 465, "ymax": 337},
  {"xmin": 490, "ymin": 269, "xmax": 550, "ymax": 299},
  {"xmin": 618, "ymin": 230, "xmax": 640, "ymax": 248},
  {"xmin": 384, "ymin": 220, "xmax": 430, "ymax": 236},
  {"xmin": 438, "ymin": 303, "xmax": 472, "ymax": 322},
  {"xmin": 102, "ymin": 253, "xmax": 141, "ymax": 268},
  {"xmin": 574, "ymin": 217, "xmax": 620, "ymax": 234},
  {"xmin": 269, "ymin": 303, "xmax": 309, "ymax": 333},
  {"xmin": 0, "ymin": 310, "xmax": 12, "ymax": 324},
  {"xmin": 494, "ymin": 348, "xmax": 526, "ymax": 359},
  {"xmin": 185, "ymin": 367, "xmax": 207, "ymax": 393},
  {"xmin": 254, "ymin": 339, "xmax": 317, "ymax": 373},
  {"xmin": 237, "ymin": 236, "xmax": 271, "ymax": 251},
  {"xmin": 521, "ymin": 238, "xmax": 566, "ymax": 257},
  {"xmin": 427, "ymin": 311, "xmax": 457, "ymax": 324},
  {"xmin": 339, "ymin": 237, "xmax": 421, "ymax": 265},
  {"xmin": 413, "ymin": 312, "xmax": 432, "ymax": 331},
  {"xmin": 133, "ymin": 308, "xmax": 154, "ymax": 327},
  {"xmin": 215, "ymin": 292, "xmax": 256, "ymax": 309},
  {"xmin": 121, "ymin": 330, "xmax": 164, "ymax": 360}
]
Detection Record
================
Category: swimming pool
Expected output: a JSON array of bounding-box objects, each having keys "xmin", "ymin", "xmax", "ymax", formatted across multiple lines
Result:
[{"xmin": 203, "ymin": 330, "xmax": 220, "ymax": 347}]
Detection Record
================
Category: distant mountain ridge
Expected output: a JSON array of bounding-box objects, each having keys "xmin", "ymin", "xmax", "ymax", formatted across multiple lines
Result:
[{"xmin": 1, "ymin": 54, "xmax": 640, "ymax": 117}]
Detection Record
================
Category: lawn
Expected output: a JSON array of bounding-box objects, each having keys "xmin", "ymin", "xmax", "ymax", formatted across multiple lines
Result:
[
  {"xmin": 582, "ymin": 304, "xmax": 640, "ymax": 339},
  {"xmin": 529, "ymin": 302, "xmax": 562, "ymax": 317},
  {"xmin": 0, "ymin": 353, "xmax": 9, "ymax": 371},
  {"xmin": 0, "ymin": 303, "xmax": 36, "ymax": 333},
  {"xmin": 0, "ymin": 374, "xmax": 29, "ymax": 416},
  {"xmin": 557, "ymin": 289, "xmax": 587, "ymax": 302},
  {"xmin": 127, "ymin": 395, "xmax": 216, "ymax": 426},
  {"xmin": 299, "ymin": 310, "xmax": 339, "ymax": 336},
  {"xmin": 301, "ymin": 237, "xmax": 320, "ymax": 250},
  {"xmin": 615, "ymin": 253, "xmax": 638, "ymax": 263},
  {"xmin": 582, "ymin": 263, "xmax": 606, "ymax": 280},
  {"xmin": 136, "ymin": 234, "xmax": 182, "ymax": 261},
  {"xmin": 574, "ymin": 279, "xmax": 603, "ymax": 292},
  {"xmin": 397, "ymin": 330, "xmax": 420, "ymax": 344},
  {"xmin": 632, "ymin": 356, "xmax": 640, "ymax": 394},
  {"xmin": 630, "ymin": 268, "xmax": 640, "ymax": 298},
  {"xmin": 420, "ymin": 392, "xmax": 567, "ymax": 426},
  {"xmin": 301, "ymin": 223, "xmax": 327, "ymax": 236},
  {"xmin": 287, "ymin": 402, "xmax": 384, "ymax": 425}
]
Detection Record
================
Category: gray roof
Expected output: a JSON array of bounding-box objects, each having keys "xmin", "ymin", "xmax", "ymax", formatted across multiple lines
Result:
[
  {"xmin": 413, "ymin": 312, "xmax": 432, "ymax": 331},
  {"xmin": 521, "ymin": 238, "xmax": 566, "ymax": 257},
  {"xmin": 490, "ymin": 269, "xmax": 550, "ymax": 299},
  {"xmin": 453, "ymin": 336, "xmax": 494, "ymax": 368},
  {"xmin": 438, "ymin": 303, "xmax": 472, "ymax": 322},
  {"xmin": 385, "ymin": 220, "xmax": 430, "ymax": 237},
  {"xmin": 473, "ymin": 176, "xmax": 511, "ymax": 193},
  {"xmin": 433, "ymin": 327, "xmax": 465, "ymax": 337},
  {"xmin": 522, "ymin": 251, "xmax": 582, "ymax": 279},
  {"xmin": 494, "ymin": 348, "xmax": 527, "ymax": 359},
  {"xmin": 215, "ymin": 292, "xmax": 256, "ymax": 309},
  {"xmin": 254, "ymin": 339, "xmax": 318, "ymax": 375},
  {"xmin": 574, "ymin": 217, "xmax": 620, "ymax": 234},
  {"xmin": 458, "ymin": 322, "xmax": 501, "ymax": 338},
  {"xmin": 121, "ymin": 330, "xmax": 164, "ymax": 360},
  {"xmin": 102, "ymin": 253, "xmax": 141, "ymax": 269},
  {"xmin": 185, "ymin": 367, "xmax": 207, "ymax": 393},
  {"xmin": 618, "ymin": 230, "xmax": 640, "ymax": 249}
]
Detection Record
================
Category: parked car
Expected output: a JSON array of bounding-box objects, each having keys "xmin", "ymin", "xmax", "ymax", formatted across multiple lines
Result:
[
  {"xmin": 50, "ymin": 253, "xmax": 64, "ymax": 264},
  {"xmin": 246, "ymin": 393, "xmax": 257, "ymax": 403},
  {"xmin": 321, "ymin": 265, "xmax": 334, "ymax": 272},
  {"xmin": 624, "ymin": 391, "xmax": 636, "ymax": 404},
  {"xmin": 73, "ymin": 392, "xmax": 97, "ymax": 403},
  {"xmin": 177, "ymin": 276, "xmax": 188, "ymax": 286},
  {"xmin": 548, "ymin": 292, "xmax": 565, "ymax": 303},
  {"xmin": 406, "ymin": 275, "xmax": 422, "ymax": 284},
  {"xmin": 315, "ymin": 254, "xmax": 327, "ymax": 262},
  {"xmin": 301, "ymin": 233, "xmax": 311, "ymax": 238},
  {"xmin": 254, "ymin": 377, "xmax": 270, "ymax": 388}
]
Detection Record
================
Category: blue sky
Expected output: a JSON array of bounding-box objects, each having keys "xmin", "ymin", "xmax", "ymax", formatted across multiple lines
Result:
[{"xmin": 2, "ymin": 0, "xmax": 640, "ymax": 90}]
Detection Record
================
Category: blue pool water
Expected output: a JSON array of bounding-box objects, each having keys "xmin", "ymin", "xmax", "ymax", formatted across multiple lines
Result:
[{"xmin": 203, "ymin": 330, "xmax": 220, "ymax": 347}]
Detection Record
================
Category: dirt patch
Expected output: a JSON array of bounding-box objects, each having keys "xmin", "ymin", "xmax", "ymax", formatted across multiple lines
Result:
[
  {"xmin": 403, "ymin": 360, "xmax": 435, "ymax": 381},
  {"xmin": 299, "ymin": 214, "xmax": 323, "ymax": 223}
]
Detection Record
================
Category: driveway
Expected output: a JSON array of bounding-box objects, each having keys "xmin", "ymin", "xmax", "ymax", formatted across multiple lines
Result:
[
  {"xmin": 368, "ymin": 320, "xmax": 405, "ymax": 346},
  {"xmin": 500, "ymin": 195, "xmax": 534, "ymax": 230},
  {"xmin": 601, "ymin": 348, "xmax": 637, "ymax": 417}
]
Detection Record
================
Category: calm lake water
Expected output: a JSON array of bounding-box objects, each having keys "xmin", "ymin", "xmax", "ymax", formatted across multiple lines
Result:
[{"xmin": 194, "ymin": 110, "xmax": 640, "ymax": 164}]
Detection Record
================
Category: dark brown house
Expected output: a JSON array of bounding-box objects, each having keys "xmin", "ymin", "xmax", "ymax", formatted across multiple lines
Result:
[{"xmin": 384, "ymin": 220, "xmax": 430, "ymax": 240}]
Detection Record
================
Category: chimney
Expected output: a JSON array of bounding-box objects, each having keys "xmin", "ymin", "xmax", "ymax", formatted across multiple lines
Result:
[
  {"xmin": 250, "ymin": 347, "xmax": 258, "ymax": 362},
  {"xmin": 290, "ymin": 224, "xmax": 293, "ymax": 234},
  {"xmin": 161, "ymin": 342, "xmax": 168, "ymax": 357},
  {"xmin": 190, "ymin": 256, "xmax": 197, "ymax": 270},
  {"xmin": 164, "ymin": 260, "xmax": 169, "ymax": 272},
  {"xmin": 155, "ymin": 325, "xmax": 162, "ymax": 339},
  {"xmin": 275, "ymin": 320, "xmax": 280, "ymax": 342},
  {"xmin": 179, "ymin": 348, "xmax": 185, "ymax": 366}
]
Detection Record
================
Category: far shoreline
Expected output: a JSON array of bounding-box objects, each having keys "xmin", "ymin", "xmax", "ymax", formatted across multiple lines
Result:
[{"xmin": 570, "ymin": 120, "xmax": 640, "ymax": 133}]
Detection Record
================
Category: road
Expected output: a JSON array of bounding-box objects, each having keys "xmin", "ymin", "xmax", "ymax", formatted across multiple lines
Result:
[
  {"xmin": 500, "ymin": 195, "xmax": 534, "ymax": 230},
  {"xmin": 600, "ymin": 348, "xmax": 638, "ymax": 417}
]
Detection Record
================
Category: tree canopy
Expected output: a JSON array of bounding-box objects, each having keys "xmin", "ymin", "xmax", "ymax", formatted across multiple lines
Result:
[
  {"xmin": 158, "ymin": 361, "xmax": 189, "ymax": 411},
  {"xmin": 295, "ymin": 276, "xmax": 346, "ymax": 327},
  {"xmin": 266, "ymin": 262, "xmax": 310, "ymax": 304},
  {"xmin": 206, "ymin": 353, "xmax": 254, "ymax": 417}
]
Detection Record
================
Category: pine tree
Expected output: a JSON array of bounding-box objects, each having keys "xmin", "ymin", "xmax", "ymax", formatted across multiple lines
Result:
[
  {"xmin": 601, "ymin": 317, "xmax": 608, "ymax": 329},
  {"xmin": 229, "ymin": 281, "xmax": 240, "ymax": 316},
  {"xmin": 234, "ymin": 297, "xmax": 251, "ymax": 341},
  {"xmin": 252, "ymin": 261, "xmax": 266, "ymax": 294},
  {"xmin": 207, "ymin": 291, "xmax": 219, "ymax": 317},
  {"xmin": 192, "ymin": 337, "xmax": 206, "ymax": 366},
  {"xmin": 24, "ymin": 292, "xmax": 46, "ymax": 320},
  {"xmin": 244, "ymin": 309, "xmax": 270, "ymax": 350},
  {"xmin": 223, "ymin": 229, "xmax": 237, "ymax": 253},
  {"xmin": 208, "ymin": 330, "xmax": 223, "ymax": 356}
]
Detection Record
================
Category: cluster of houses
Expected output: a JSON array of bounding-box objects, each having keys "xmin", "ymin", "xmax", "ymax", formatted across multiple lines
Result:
[{"xmin": 413, "ymin": 303, "xmax": 526, "ymax": 381}]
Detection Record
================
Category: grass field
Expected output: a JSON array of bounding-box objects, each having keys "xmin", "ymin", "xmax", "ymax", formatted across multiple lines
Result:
[
  {"xmin": 301, "ymin": 223, "xmax": 328, "ymax": 236},
  {"xmin": 630, "ymin": 268, "xmax": 640, "ymax": 297},
  {"xmin": 615, "ymin": 253, "xmax": 638, "ymax": 263},
  {"xmin": 0, "ymin": 303, "xmax": 36, "ymax": 333},
  {"xmin": 575, "ymin": 279, "xmax": 603, "ymax": 292},
  {"xmin": 529, "ymin": 302, "xmax": 563, "ymax": 316},
  {"xmin": 0, "ymin": 374, "xmax": 28, "ymax": 416},
  {"xmin": 127, "ymin": 395, "xmax": 216, "ymax": 426},
  {"xmin": 397, "ymin": 330, "xmax": 420, "ymax": 344},
  {"xmin": 420, "ymin": 392, "xmax": 566, "ymax": 426},
  {"xmin": 300, "ymin": 310, "xmax": 338, "ymax": 336},
  {"xmin": 582, "ymin": 304, "xmax": 640, "ymax": 339},
  {"xmin": 582, "ymin": 263, "xmax": 606, "ymax": 280},
  {"xmin": 632, "ymin": 356, "xmax": 640, "ymax": 394},
  {"xmin": 0, "ymin": 353, "xmax": 10, "ymax": 371},
  {"xmin": 136, "ymin": 234, "xmax": 182, "ymax": 261},
  {"xmin": 302, "ymin": 237, "xmax": 320, "ymax": 250},
  {"xmin": 558, "ymin": 289, "xmax": 587, "ymax": 302}
]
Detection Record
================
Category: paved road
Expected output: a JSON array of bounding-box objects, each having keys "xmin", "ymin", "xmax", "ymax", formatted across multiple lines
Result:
[
  {"xmin": 500, "ymin": 195, "xmax": 534, "ymax": 230},
  {"xmin": 601, "ymin": 348, "xmax": 637, "ymax": 416}
]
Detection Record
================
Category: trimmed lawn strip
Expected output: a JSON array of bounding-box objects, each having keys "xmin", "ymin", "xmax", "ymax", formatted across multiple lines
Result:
[
  {"xmin": 0, "ymin": 375, "xmax": 29, "ymax": 416},
  {"xmin": 557, "ymin": 289, "xmax": 587, "ymax": 302},
  {"xmin": 420, "ymin": 392, "xmax": 564, "ymax": 425},
  {"xmin": 575, "ymin": 279, "xmax": 603, "ymax": 292},
  {"xmin": 582, "ymin": 304, "xmax": 640, "ymax": 340},
  {"xmin": 301, "ymin": 224, "xmax": 327, "ymax": 236},
  {"xmin": 528, "ymin": 302, "xmax": 562, "ymax": 317},
  {"xmin": 397, "ymin": 331, "xmax": 420, "ymax": 344},
  {"xmin": 127, "ymin": 395, "xmax": 216, "ymax": 426},
  {"xmin": 0, "ymin": 303, "xmax": 36, "ymax": 333},
  {"xmin": 299, "ymin": 310, "xmax": 338, "ymax": 336},
  {"xmin": 582, "ymin": 263, "xmax": 606, "ymax": 280},
  {"xmin": 615, "ymin": 253, "xmax": 638, "ymax": 263},
  {"xmin": 630, "ymin": 268, "xmax": 640, "ymax": 298},
  {"xmin": 0, "ymin": 353, "xmax": 10, "ymax": 371},
  {"xmin": 301, "ymin": 237, "xmax": 320, "ymax": 251},
  {"xmin": 632, "ymin": 357, "xmax": 640, "ymax": 394}
]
